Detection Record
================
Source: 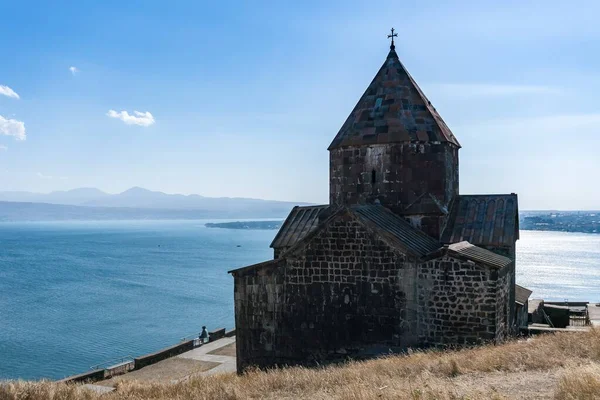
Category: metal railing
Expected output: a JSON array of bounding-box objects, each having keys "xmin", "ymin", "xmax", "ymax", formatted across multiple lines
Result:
[
  {"xmin": 570, "ymin": 316, "xmax": 589, "ymax": 327},
  {"xmin": 90, "ymin": 355, "xmax": 134, "ymax": 370},
  {"xmin": 180, "ymin": 333, "xmax": 199, "ymax": 342}
]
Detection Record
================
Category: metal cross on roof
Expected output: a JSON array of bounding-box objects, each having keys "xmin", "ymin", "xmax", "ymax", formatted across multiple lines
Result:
[{"xmin": 387, "ymin": 27, "xmax": 398, "ymax": 50}]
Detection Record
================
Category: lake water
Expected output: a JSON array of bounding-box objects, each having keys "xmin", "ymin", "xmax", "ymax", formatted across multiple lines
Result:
[
  {"xmin": 0, "ymin": 222, "xmax": 598, "ymax": 380},
  {"xmin": 516, "ymin": 230, "xmax": 600, "ymax": 302}
]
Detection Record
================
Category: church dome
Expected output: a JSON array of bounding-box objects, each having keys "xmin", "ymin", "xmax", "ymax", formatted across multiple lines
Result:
[{"xmin": 328, "ymin": 46, "xmax": 460, "ymax": 150}]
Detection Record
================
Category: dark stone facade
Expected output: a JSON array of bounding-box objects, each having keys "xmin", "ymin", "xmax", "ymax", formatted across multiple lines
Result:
[
  {"xmin": 233, "ymin": 210, "xmax": 514, "ymax": 371},
  {"xmin": 234, "ymin": 214, "xmax": 418, "ymax": 370},
  {"xmin": 417, "ymin": 256, "xmax": 511, "ymax": 345},
  {"xmin": 330, "ymin": 143, "xmax": 459, "ymax": 218},
  {"xmin": 230, "ymin": 40, "xmax": 519, "ymax": 373}
]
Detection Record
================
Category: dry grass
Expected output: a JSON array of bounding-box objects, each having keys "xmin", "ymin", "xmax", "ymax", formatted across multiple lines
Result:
[
  {"xmin": 2, "ymin": 329, "xmax": 600, "ymax": 400},
  {"xmin": 555, "ymin": 364, "xmax": 600, "ymax": 400}
]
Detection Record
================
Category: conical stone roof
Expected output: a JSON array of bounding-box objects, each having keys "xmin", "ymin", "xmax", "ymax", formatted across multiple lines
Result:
[{"xmin": 328, "ymin": 48, "xmax": 460, "ymax": 150}]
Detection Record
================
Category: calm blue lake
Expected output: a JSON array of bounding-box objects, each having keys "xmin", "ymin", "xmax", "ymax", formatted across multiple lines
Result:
[
  {"xmin": 0, "ymin": 220, "xmax": 274, "ymax": 380},
  {"xmin": 0, "ymin": 222, "xmax": 598, "ymax": 380}
]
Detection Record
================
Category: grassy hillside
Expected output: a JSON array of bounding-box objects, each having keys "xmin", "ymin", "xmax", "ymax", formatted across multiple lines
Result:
[{"xmin": 2, "ymin": 329, "xmax": 600, "ymax": 400}]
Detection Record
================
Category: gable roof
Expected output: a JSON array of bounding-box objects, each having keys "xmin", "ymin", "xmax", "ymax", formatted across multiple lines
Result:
[
  {"xmin": 441, "ymin": 194, "xmax": 519, "ymax": 248},
  {"xmin": 279, "ymin": 205, "xmax": 441, "ymax": 258},
  {"xmin": 270, "ymin": 205, "xmax": 331, "ymax": 249},
  {"xmin": 516, "ymin": 284, "xmax": 533, "ymax": 305},
  {"xmin": 351, "ymin": 205, "xmax": 441, "ymax": 257},
  {"xmin": 401, "ymin": 192, "xmax": 448, "ymax": 215},
  {"xmin": 447, "ymin": 241, "xmax": 512, "ymax": 269},
  {"xmin": 231, "ymin": 205, "xmax": 441, "ymax": 275},
  {"xmin": 228, "ymin": 258, "xmax": 282, "ymax": 276},
  {"xmin": 328, "ymin": 48, "xmax": 460, "ymax": 150}
]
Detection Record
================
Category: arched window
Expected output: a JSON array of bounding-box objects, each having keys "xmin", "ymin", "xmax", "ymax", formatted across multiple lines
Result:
[{"xmin": 371, "ymin": 169, "xmax": 377, "ymax": 184}]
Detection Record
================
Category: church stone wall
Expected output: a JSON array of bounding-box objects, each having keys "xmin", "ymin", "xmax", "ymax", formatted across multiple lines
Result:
[
  {"xmin": 478, "ymin": 245, "xmax": 516, "ymax": 333},
  {"xmin": 329, "ymin": 143, "xmax": 459, "ymax": 217},
  {"xmin": 495, "ymin": 265, "xmax": 511, "ymax": 341},
  {"xmin": 417, "ymin": 256, "xmax": 510, "ymax": 346},
  {"xmin": 233, "ymin": 262, "xmax": 286, "ymax": 372},
  {"xmin": 233, "ymin": 214, "xmax": 419, "ymax": 371}
]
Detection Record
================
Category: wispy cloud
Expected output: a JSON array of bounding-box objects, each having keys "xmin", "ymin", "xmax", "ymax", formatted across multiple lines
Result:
[
  {"xmin": 427, "ymin": 83, "xmax": 560, "ymax": 98},
  {"xmin": 37, "ymin": 172, "xmax": 68, "ymax": 180},
  {"xmin": 69, "ymin": 66, "xmax": 79, "ymax": 75},
  {"xmin": 0, "ymin": 85, "xmax": 20, "ymax": 99},
  {"xmin": 0, "ymin": 145, "xmax": 7, "ymax": 151},
  {"xmin": 107, "ymin": 110, "xmax": 155, "ymax": 127},
  {"xmin": 0, "ymin": 115, "xmax": 26, "ymax": 140}
]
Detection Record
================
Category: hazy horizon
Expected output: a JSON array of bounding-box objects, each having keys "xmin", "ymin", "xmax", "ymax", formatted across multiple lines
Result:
[
  {"xmin": 1, "ymin": 1, "xmax": 599, "ymax": 209},
  {"xmin": 0, "ymin": 186, "xmax": 598, "ymax": 212}
]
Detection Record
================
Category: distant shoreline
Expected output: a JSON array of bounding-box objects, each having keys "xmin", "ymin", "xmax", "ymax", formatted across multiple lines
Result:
[
  {"xmin": 520, "ymin": 211, "xmax": 599, "ymax": 234},
  {"xmin": 205, "ymin": 221, "xmax": 283, "ymax": 230},
  {"xmin": 0, "ymin": 217, "xmax": 597, "ymax": 235}
]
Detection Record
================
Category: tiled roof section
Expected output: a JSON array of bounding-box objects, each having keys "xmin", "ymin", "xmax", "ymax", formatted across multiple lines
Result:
[
  {"xmin": 401, "ymin": 193, "xmax": 448, "ymax": 215},
  {"xmin": 328, "ymin": 48, "xmax": 460, "ymax": 150},
  {"xmin": 270, "ymin": 205, "xmax": 330, "ymax": 249},
  {"xmin": 448, "ymin": 241, "xmax": 512, "ymax": 269},
  {"xmin": 351, "ymin": 205, "xmax": 441, "ymax": 257},
  {"xmin": 228, "ymin": 258, "xmax": 282, "ymax": 275},
  {"xmin": 441, "ymin": 194, "xmax": 519, "ymax": 248},
  {"xmin": 516, "ymin": 284, "xmax": 533, "ymax": 305}
]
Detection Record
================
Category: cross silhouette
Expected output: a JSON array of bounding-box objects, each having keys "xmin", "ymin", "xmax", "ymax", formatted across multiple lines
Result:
[{"xmin": 387, "ymin": 27, "xmax": 398, "ymax": 49}]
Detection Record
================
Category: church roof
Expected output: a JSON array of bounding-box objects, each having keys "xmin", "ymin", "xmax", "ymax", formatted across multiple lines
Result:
[
  {"xmin": 328, "ymin": 47, "xmax": 460, "ymax": 150},
  {"xmin": 515, "ymin": 284, "xmax": 533, "ymax": 305},
  {"xmin": 401, "ymin": 192, "xmax": 449, "ymax": 215},
  {"xmin": 272, "ymin": 204, "xmax": 441, "ymax": 258},
  {"xmin": 446, "ymin": 241, "xmax": 512, "ymax": 269},
  {"xmin": 270, "ymin": 205, "xmax": 330, "ymax": 249},
  {"xmin": 228, "ymin": 258, "xmax": 282, "ymax": 276},
  {"xmin": 351, "ymin": 205, "xmax": 441, "ymax": 257},
  {"xmin": 441, "ymin": 194, "xmax": 519, "ymax": 248}
]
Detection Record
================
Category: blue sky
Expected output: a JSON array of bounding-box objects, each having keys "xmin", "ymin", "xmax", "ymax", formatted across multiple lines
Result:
[{"xmin": 0, "ymin": 0, "xmax": 598, "ymax": 209}]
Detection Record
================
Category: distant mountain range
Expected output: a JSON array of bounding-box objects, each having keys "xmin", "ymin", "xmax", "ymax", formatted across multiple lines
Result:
[{"xmin": 0, "ymin": 187, "xmax": 312, "ymax": 221}]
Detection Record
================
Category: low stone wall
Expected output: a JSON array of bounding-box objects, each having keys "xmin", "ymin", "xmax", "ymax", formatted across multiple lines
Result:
[
  {"xmin": 58, "ymin": 368, "xmax": 106, "ymax": 384},
  {"xmin": 209, "ymin": 328, "xmax": 226, "ymax": 341},
  {"xmin": 225, "ymin": 329, "xmax": 236, "ymax": 337},
  {"xmin": 134, "ymin": 340, "xmax": 195, "ymax": 370},
  {"xmin": 57, "ymin": 331, "xmax": 232, "ymax": 383},
  {"xmin": 105, "ymin": 360, "xmax": 135, "ymax": 378}
]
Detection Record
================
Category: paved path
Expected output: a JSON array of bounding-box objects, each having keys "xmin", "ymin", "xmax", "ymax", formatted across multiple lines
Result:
[
  {"xmin": 178, "ymin": 336, "xmax": 236, "ymax": 377},
  {"xmin": 95, "ymin": 337, "xmax": 236, "ymax": 388}
]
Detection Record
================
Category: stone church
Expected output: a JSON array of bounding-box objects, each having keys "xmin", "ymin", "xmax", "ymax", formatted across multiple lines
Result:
[{"xmin": 229, "ymin": 35, "xmax": 519, "ymax": 372}]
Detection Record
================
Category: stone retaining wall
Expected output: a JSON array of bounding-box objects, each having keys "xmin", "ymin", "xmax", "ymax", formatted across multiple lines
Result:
[
  {"xmin": 58, "ymin": 369, "xmax": 106, "ymax": 384},
  {"xmin": 134, "ymin": 340, "xmax": 195, "ymax": 370}
]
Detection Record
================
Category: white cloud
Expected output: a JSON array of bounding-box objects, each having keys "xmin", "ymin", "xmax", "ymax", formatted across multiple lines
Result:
[
  {"xmin": 0, "ymin": 115, "xmax": 26, "ymax": 140},
  {"xmin": 107, "ymin": 110, "xmax": 155, "ymax": 127},
  {"xmin": 69, "ymin": 66, "xmax": 79, "ymax": 75},
  {"xmin": 37, "ymin": 172, "xmax": 68, "ymax": 180},
  {"xmin": 427, "ymin": 83, "xmax": 559, "ymax": 98},
  {"xmin": 0, "ymin": 145, "xmax": 7, "ymax": 151},
  {"xmin": 0, "ymin": 85, "xmax": 20, "ymax": 99}
]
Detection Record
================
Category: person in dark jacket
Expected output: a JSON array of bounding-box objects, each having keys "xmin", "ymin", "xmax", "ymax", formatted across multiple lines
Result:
[{"xmin": 199, "ymin": 326, "xmax": 209, "ymax": 343}]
